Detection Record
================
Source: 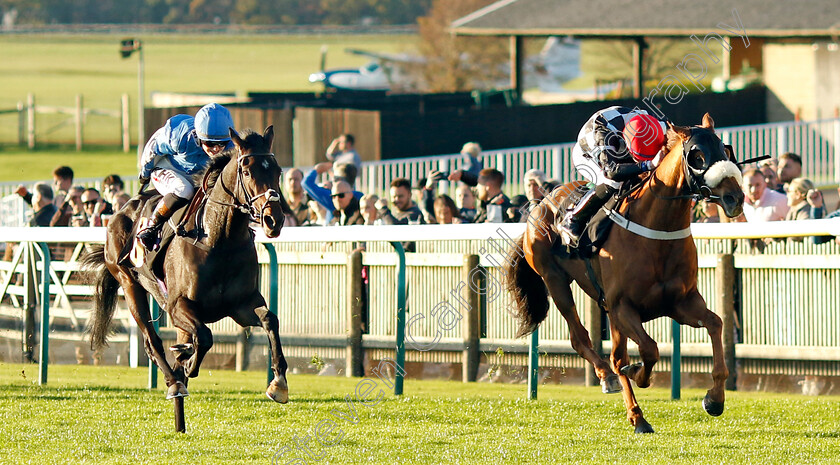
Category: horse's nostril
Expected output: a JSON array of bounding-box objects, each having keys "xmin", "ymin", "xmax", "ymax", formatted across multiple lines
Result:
[{"xmin": 264, "ymin": 216, "xmax": 275, "ymax": 230}]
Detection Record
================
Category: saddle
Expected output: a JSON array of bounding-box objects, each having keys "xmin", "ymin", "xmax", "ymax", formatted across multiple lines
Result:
[
  {"xmin": 552, "ymin": 184, "xmax": 621, "ymax": 260},
  {"xmin": 118, "ymin": 186, "xmax": 208, "ymax": 282}
]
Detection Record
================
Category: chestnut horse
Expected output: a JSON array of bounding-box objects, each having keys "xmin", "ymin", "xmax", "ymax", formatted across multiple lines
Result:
[
  {"xmin": 82, "ymin": 126, "xmax": 290, "ymax": 403},
  {"xmin": 507, "ymin": 114, "xmax": 744, "ymax": 433}
]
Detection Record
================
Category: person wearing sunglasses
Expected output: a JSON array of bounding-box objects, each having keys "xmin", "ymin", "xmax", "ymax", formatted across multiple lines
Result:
[
  {"xmin": 329, "ymin": 180, "xmax": 364, "ymax": 226},
  {"xmin": 78, "ymin": 188, "xmax": 113, "ymax": 227},
  {"xmin": 137, "ymin": 103, "xmax": 236, "ymax": 251}
]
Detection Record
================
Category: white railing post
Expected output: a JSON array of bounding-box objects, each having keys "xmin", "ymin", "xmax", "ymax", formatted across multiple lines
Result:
[
  {"xmin": 777, "ymin": 125, "xmax": 788, "ymax": 156},
  {"xmin": 551, "ymin": 147, "xmax": 562, "ymax": 182},
  {"xmin": 128, "ymin": 316, "xmax": 140, "ymax": 368},
  {"xmin": 27, "ymin": 93, "xmax": 35, "ymax": 150}
]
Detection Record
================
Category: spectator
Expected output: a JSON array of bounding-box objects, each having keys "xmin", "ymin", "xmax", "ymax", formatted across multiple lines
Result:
[
  {"xmin": 696, "ymin": 199, "xmax": 721, "ymax": 223},
  {"xmin": 51, "ymin": 185, "xmax": 86, "ymax": 227},
  {"xmin": 520, "ymin": 168, "xmax": 549, "ymax": 220},
  {"xmin": 785, "ymin": 177, "xmax": 816, "ymax": 222},
  {"xmin": 326, "ymin": 133, "xmax": 362, "ymax": 168},
  {"xmin": 459, "ymin": 142, "xmax": 484, "ymax": 180},
  {"xmin": 807, "ymin": 187, "xmax": 840, "ymax": 245},
  {"xmin": 432, "ymin": 194, "xmax": 462, "ymax": 224},
  {"xmin": 741, "ymin": 168, "xmax": 789, "ymax": 222},
  {"xmin": 360, "ymin": 194, "xmax": 379, "ymax": 225},
  {"xmin": 307, "ymin": 200, "xmax": 329, "ymax": 226},
  {"xmin": 329, "ymin": 180, "xmax": 364, "ymax": 226},
  {"xmin": 15, "ymin": 165, "xmax": 74, "ymax": 210},
  {"xmin": 508, "ymin": 194, "xmax": 529, "ymax": 222},
  {"xmin": 302, "ymin": 162, "xmax": 363, "ymax": 224},
  {"xmin": 455, "ymin": 184, "xmax": 477, "ymax": 223},
  {"xmin": 80, "ymin": 188, "xmax": 113, "ymax": 227},
  {"xmin": 777, "ymin": 152, "xmax": 802, "ymax": 186},
  {"xmin": 284, "ymin": 168, "xmax": 311, "ymax": 227},
  {"xmin": 113, "ymin": 193, "xmax": 131, "ymax": 212},
  {"xmin": 760, "ymin": 163, "xmax": 784, "ymax": 194},
  {"xmin": 102, "ymin": 174, "xmax": 125, "ymax": 205},
  {"xmin": 376, "ymin": 178, "xmax": 425, "ymax": 225},
  {"xmin": 473, "ymin": 168, "xmax": 513, "ymax": 224},
  {"xmin": 27, "ymin": 183, "xmax": 58, "ymax": 227}
]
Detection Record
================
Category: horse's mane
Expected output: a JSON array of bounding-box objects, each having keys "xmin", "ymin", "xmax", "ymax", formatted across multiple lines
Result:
[
  {"xmin": 192, "ymin": 129, "xmax": 266, "ymax": 189},
  {"xmin": 194, "ymin": 152, "xmax": 231, "ymax": 189}
]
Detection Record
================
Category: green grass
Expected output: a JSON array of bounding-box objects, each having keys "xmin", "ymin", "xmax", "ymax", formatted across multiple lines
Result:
[
  {"xmin": 0, "ymin": 33, "xmax": 417, "ymax": 145},
  {"xmin": 1, "ymin": 363, "xmax": 839, "ymax": 464},
  {"xmin": 0, "ymin": 146, "xmax": 138, "ymax": 182}
]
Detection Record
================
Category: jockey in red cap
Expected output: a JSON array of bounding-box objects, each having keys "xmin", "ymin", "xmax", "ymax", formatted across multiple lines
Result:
[{"xmin": 558, "ymin": 106, "xmax": 666, "ymax": 247}]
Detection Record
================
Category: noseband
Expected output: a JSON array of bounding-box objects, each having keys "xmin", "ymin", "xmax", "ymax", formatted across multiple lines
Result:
[{"xmin": 211, "ymin": 152, "xmax": 282, "ymax": 223}]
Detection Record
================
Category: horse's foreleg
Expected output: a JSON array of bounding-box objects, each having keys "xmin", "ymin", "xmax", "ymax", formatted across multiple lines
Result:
[
  {"xmin": 672, "ymin": 291, "xmax": 727, "ymax": 416},
  {"xmin": 609, "ymin": 323, "xmax": 654, "ymax": 433},
  {"xmin": 231, "ymin": 297, "xmax": 288, "ymax": 404},
  {"xmin": 169, "ymin": 298, "xmax": 212, "ymax": 379},
  {"xmin": 609, "ymin": 302, "xmax": 659, "ymax": 389}
]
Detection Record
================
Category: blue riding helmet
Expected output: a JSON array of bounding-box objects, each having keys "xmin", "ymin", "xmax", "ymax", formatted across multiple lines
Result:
[{"xmin": 194, "ymin": 103, "xmax": 234, "ymax": 142}]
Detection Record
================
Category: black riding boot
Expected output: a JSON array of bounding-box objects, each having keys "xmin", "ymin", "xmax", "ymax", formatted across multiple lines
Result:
[
  {"xmin": 559, "ymin": 184, "xmax": 615, "ymax": 247},
  {"xmin": 137, "ymin": 193, "xmax": 187, "ymax": 251}
]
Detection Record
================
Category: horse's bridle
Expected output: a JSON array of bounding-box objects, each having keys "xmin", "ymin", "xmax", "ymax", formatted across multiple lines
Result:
[
  {"xmin": 652, "ymin": 128, "xmax": 732, "ymax": 203},
  {"xmin": 210, "ymin": 151, "xmax": 282, "ymax": 223}
]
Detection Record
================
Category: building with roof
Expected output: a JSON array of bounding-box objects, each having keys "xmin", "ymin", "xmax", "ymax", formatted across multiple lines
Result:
[{"xmin": 452, "ymin": 0, "xmax": 840, "ymax": 121}]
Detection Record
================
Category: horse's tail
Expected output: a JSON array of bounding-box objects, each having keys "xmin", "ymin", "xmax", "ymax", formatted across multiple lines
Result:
[
  {"xmin": 80, "ymin": 244, "xmax": 120, "ymax": 350},
  {"xmin": 505, "ymin": 235, "xmax": 550, "ymax": 338}
]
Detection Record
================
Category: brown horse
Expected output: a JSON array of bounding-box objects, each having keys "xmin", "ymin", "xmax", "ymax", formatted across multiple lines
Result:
[
  {"xmin": 82, "ymin": 126, "xmax": 290, "ymax": 403},
  {"xmin": 507, "ymin": 114, "xmax": 744, "ymax": 433}
]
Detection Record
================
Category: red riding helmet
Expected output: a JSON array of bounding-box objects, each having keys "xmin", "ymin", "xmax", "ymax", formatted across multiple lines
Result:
[{"xmin": 623, "ymin": 114, "xmax": 666, "ymax": 162}]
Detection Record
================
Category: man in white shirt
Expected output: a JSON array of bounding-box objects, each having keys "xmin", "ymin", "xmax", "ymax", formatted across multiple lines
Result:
[{"xmin": 741, "ymin": 168, "xmax": 789, "ymax": 221}]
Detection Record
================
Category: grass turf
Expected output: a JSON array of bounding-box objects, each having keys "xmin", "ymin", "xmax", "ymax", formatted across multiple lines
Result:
[
  {"xmin": 1, "ymin": 363, "xmax": 838, "ymax": 464},
  {"xmin": 0, "ymin": 146, "xmax": 139, "ymax": 183}
]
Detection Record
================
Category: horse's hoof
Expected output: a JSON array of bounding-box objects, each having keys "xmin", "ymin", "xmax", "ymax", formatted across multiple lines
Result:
[
  {"xmin": 619, "ymin": 362, "xmax": 643, "ymax": 378},
  {"xmin": 166, "ymin": 381, "xmax": 189, "ymax": 400},
  {"xmin": 600, "ymin": 374, "xmax": 622, "ymax": 394},
  {"xmin": 266, "ymin": 379, "xmax": 289, "ymax": 404},
  {"xmin": 170, "ymin": 343, "xmax": 195, "ymax": 358},
  {"xmin": 703, "ymin": 394, "xmax": 725, "ymax": 417},
  {"xmin": 634, "ymin": 419, "xmax": 655, "ymax": 434}
]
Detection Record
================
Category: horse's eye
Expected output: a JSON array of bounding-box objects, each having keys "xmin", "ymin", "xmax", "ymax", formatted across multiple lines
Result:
[
  {"xmin": 689, "ymin": 150, "xmax": 706, "ymax": 170},
  {"xmin": 243, "ymin": 170, "xmax": 251, "ymax": 178}
]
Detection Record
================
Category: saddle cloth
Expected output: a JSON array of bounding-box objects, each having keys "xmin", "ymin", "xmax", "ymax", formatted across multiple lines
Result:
[{"xmin": 552, "ymin": 184, "xmax": 619, "ymax": 259}]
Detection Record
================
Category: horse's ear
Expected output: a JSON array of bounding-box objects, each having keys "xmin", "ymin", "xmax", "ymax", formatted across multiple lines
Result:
[
  {"xmin": 263, "ymin": 125, "xmax": 274, "ymax": 149},
  {"xmin": 667, "ymin": 121, "xmax": 692, "ymax": 140},
  {"xmin": 229, "ymin": 128, "xmax": 243, "ymax": 147},
  {"xmin": 701, "ymin": 113, "xmax": 715, "ymax": 130}
]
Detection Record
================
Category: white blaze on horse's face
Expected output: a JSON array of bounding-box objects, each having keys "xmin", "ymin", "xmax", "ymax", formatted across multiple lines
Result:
[{"xmin": 703, "ymin": 160, "xmax": 742, "ymax": 188}]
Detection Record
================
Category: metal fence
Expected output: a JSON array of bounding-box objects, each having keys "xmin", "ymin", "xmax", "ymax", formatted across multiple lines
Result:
[{"xmin": 2, "ymin": 222, "xmax": 839, "ymax": 382}]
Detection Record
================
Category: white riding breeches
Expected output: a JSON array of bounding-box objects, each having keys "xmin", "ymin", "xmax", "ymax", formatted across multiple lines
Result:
[
  {"xmin": 571, "ymin": 144, "xmax": 622, "ymax": 189},
  {"xmin": 150, "ymin": 168, "xmax": 194, "ymax": 199}
]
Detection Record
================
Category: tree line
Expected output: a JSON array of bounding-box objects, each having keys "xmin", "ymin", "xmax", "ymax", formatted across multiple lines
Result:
[{"xmin": 0, "ymin": 0, "xmax": 432, "ymax": 26}]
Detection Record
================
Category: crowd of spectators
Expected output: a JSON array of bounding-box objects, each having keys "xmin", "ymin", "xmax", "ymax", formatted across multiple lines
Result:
[
  {"xmin": 694, "ymin": 152, "xmax": 840, "ymax": 246},
  {"xmin": 9, "ymin": 141, "xmax": 840, "ymax": 247}
]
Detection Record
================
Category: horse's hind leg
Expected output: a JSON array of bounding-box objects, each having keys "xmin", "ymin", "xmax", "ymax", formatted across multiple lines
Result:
[
  {"xmin": 115, "ymin": 272, "xmax": 187, "ymax": 399},
  {"xmin": 528, "ymin": 243, "xmax": 618, "ymax": 392},
  {"xmin": 609, "ymin": 323, "xmax": 654, "ymax": 433},
  {"xmin": 672, "ymin": 291, "xmax": 728, "ymax": 416},
  {"xmin": 230, "ymin": 295, "xmax": 288, "ymax": 404}
]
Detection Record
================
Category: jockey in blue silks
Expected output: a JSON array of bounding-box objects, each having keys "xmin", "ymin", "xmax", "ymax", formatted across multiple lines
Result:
[{"xmin": 136, "ymin": 103, "xmax": 235, "ymax": 251}]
